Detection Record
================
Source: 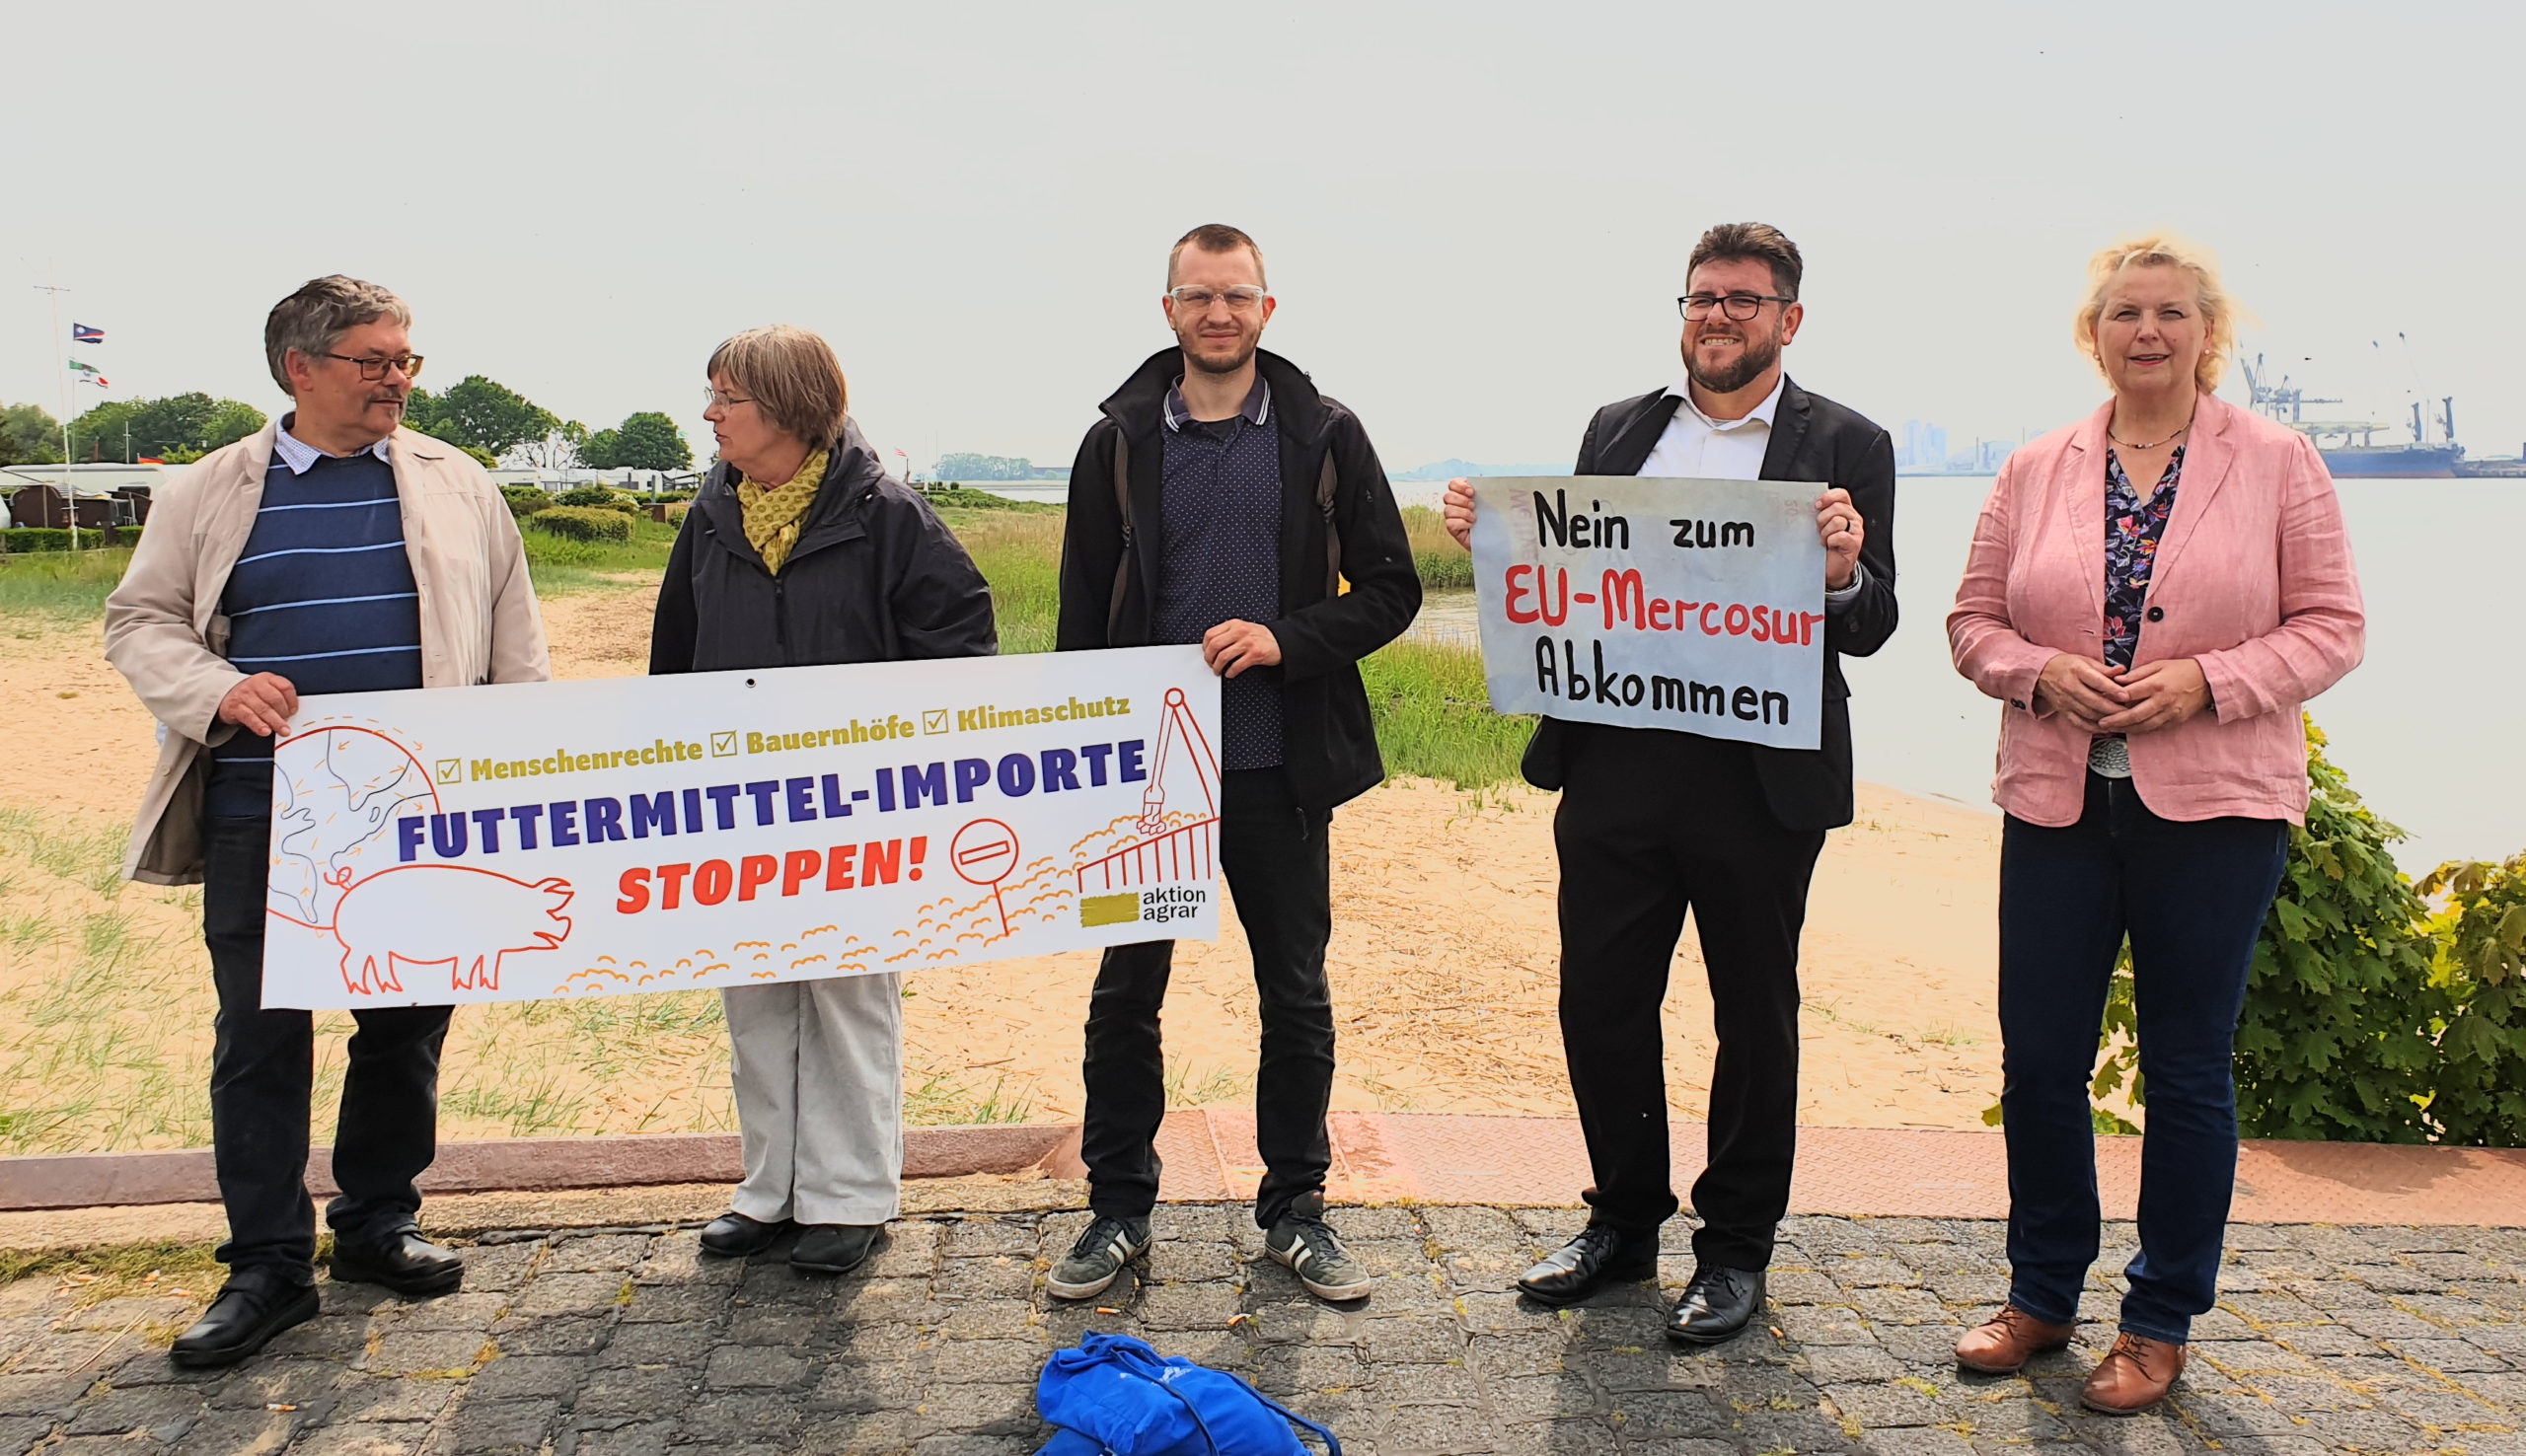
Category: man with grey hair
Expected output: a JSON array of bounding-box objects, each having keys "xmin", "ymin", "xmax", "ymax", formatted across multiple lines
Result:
[{"xmin": 106, "ymin": 275, "xmax": 550, "ymax": 1366}]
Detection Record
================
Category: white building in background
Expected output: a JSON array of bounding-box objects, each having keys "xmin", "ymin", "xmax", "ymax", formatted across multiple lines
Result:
[
  {"xmin": 485, "ymin": 468, "xmax": 701, "ymax": 492},
  {"xmin": 1977, "ymin": 439, "xmax": 2016, "ymax": 473},
  {"xmin": 0, "ymin": 462, "xmax": 182, "ymax": 494}
]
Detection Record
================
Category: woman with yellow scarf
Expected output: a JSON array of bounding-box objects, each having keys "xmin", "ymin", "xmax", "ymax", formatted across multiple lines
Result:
[{"xmin": 650, "ymin": 326, "xmax": 997, "ymax": 1274}]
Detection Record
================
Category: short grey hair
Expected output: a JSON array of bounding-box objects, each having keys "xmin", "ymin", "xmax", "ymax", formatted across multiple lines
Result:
[{"xmin": 264, "ymin": 275, "xmax": 411, "ymax": 394}]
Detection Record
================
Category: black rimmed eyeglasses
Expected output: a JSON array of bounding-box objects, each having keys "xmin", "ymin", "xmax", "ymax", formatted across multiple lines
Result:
[
  {"xmin": 325, "ymin": 352, "xmax": 424, "ymax": 381},
  {"xmin": 1677, "ymin": 294, "xmax": 1796, "ymax": 322}
]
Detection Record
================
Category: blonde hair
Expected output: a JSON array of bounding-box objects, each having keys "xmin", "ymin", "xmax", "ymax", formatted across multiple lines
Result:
[
  {"xmin": 706, "ymin": 326, "xmax": 849, "ymax": 450},
  {"xmin": 2073, "ymin": 233, "xmax": 2239, "ymax": 395}
]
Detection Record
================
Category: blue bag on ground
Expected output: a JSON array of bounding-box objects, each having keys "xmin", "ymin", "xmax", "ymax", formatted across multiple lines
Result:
[{"xmin": 1036, "ymin": 1332, "xmax": 1341, "ymax": 1455}]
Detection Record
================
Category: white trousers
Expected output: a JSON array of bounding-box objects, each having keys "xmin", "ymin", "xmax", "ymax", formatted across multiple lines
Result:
[{"xmin": 721, "ymin": 972, "xmax": 905, "ymax": 1226}]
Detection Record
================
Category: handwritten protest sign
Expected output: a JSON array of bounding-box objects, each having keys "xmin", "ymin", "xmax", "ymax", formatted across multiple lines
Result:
[
  {"xmin": 259, "ymin": 647, "xmax": 1221, "ymax": 1009},
  {"xmin": 1469, "ymin": 476, "xmax": 1826, "ymax": 750}
]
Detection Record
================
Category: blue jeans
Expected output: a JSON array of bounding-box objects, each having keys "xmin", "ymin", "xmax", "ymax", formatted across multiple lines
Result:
[{"xmin": 1998, "ymin": 773, "xmax": 2288, "ymax": 1344}]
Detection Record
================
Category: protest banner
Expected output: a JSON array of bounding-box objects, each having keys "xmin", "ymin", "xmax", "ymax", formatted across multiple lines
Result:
[
  {"xmin": 258, "ymin": 647, "xmax": 1222, "ymax": 1009},
  {"xmin": 1469, "ymin": 476, "xmax": 1827, "ymax": 750}
]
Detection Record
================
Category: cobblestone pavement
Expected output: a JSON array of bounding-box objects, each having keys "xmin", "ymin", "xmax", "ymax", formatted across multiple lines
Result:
[{"xmin": 0, "ymin": 1206, "xmax": 2519, "ymax": 1455}]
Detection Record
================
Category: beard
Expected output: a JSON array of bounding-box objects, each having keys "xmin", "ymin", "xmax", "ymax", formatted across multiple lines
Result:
[
  {"xmin": 1685, "ymin": 325, "xmax": 1782, "ymax": 395},
  {"xmin": 1177, "ymin": 325, "xmax": 1258, "ymax": 377}
]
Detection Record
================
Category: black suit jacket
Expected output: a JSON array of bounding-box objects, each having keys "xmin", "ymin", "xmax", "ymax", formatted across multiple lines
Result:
[{"xmin": 1520, "ymin": 375, "xmax": 1898, "ymax": 832}]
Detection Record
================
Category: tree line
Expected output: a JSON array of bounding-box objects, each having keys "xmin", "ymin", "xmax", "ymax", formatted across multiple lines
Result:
[{"xmin": 0, "ymin": 377, "xmax": 692, "ymax": 473}]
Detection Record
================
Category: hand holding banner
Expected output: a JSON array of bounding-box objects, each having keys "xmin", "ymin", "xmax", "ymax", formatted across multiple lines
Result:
[{"xmin": 1469, "ymin": 476, "xmax": 1827, "ymax": 750}]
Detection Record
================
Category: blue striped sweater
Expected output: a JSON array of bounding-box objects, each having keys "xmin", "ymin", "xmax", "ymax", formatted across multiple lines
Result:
[{"xmin": 206, "ymin": 447, "xmax": 423, "ymax": 817}]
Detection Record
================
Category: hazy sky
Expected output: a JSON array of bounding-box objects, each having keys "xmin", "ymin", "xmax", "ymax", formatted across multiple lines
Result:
[{"xmin": 6, "ymin": 1, "xmax": 2520, "ymax": 473}]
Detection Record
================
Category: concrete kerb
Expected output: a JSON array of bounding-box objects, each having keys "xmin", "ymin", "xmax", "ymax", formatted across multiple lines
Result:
[{"xmin": 0, "ymin": 1124, "xmax": 1077, "ymax": 1211}]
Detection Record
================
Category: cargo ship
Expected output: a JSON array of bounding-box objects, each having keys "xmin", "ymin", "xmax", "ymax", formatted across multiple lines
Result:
[{"xmin": 2243, "ymin": 353, "xmax": 2463, "ymax": 477}]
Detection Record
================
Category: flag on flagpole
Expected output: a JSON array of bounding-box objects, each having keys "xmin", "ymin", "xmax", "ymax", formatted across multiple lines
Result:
[
  {"xmin": 68, "ymin": 358, "xmax": 99, "ymax": 373},
  {"xmin": 71, "ymin": 324, "xmax": 103, "ymax": 343}
]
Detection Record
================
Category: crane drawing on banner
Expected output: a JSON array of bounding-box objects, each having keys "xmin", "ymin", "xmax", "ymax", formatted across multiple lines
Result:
[{"xmin": 1076, "ymin": 687, "xmax": 1222, "ymax": 895}]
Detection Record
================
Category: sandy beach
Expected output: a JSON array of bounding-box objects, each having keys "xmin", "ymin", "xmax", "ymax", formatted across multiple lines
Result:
[{"xmin": 0, "ymin": 593, "xmax": 2008, "ymax": 1148}]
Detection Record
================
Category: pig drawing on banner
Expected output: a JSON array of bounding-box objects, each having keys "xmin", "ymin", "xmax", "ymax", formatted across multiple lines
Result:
[
  {"xmin": 263, "ymin": 724, "xmax": 577, "ymax": 997},
  {"xmin": 332, "ymin": 866, "xmax": 575, "ymax": 995}
]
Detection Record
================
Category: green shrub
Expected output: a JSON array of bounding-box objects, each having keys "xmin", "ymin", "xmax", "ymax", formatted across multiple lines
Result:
[
  {"xmin": 2415, "ymin": 855, "xmax": 2526, "ymax": 1144},
  {"xmin": 1, "ymin": 527, "xmax": 143, "ymax": 553},
  {"xmin": 923, "ymin": 485, "xmax": 1061, "ymax": 514},
  {"xmin": 2233, "ymin": 722, "xmax": 2446, "ymax": 1140},
  {"xmin": 556, "ymin": 484, "xmax": 638, "ymax": 514},
  {"xmin": 528, "ymin": 505, "xmax": 635, "ymax": 544},
  {"xmin": 499, "ymin": 485, "xmax": 554, "ymax": 518}
]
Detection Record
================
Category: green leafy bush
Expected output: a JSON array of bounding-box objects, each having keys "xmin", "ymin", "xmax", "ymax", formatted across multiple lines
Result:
[
  {"xmin": 2415, "ymin": 856, "xmax": 2526, "ymax": 1144},
  {"xmin": 555, "ymin": 484, "xmax": 637, "ymax": 514},
  {"xmin": 921, "ymin": 485, "xmax": 1060, "ymax": 514},
  {"xmin": 1, "ymin": 527, "xmax": 143, "ymax": 553},
  {"xmin": 528, "ymin": 505, "xmax": 634, "ymax": 544},
  {"xmin": 2234, "ymin": 722, "xmax": 2445, "ymax": 1140},
  {"xmin": 499, "ymin": 486, "xmax": 555, "ymax": 518}
]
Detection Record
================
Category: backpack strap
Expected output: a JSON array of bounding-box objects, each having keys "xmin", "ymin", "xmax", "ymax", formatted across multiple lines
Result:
[
  {"xmin": 1239, "ymin": 1376, "xmax": 1343, "ymax": 1456},
  {"xmin": 1316, "ymin": 447, "xmax": 1342, "ymax": 598},
  {"xmin": 1106, "ymin": 431, "xmax": 1134, "ymax": 638}
]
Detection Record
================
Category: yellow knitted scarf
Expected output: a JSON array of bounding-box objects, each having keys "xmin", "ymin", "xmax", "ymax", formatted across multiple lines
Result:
[{"xmin": 735, "ymin": 447, "xmax": 829, "ymax": 575}]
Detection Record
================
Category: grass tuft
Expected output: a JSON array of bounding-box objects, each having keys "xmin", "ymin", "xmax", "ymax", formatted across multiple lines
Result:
[
  {"xmin": 1360, "ymin": 639, "xmax": 1532, "ymax": 790},
  {"xmin": 0, "ymin": 547, "xmax": 130, "ymax": 620},
  {"xmin": 1400, "ymin": 504, "xmax": 1473, "ymax": 589}
]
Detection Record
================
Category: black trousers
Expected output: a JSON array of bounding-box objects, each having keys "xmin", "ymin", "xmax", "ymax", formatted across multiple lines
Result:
[
  {"xmin": 1553, "ymin": 724, "xmax": 1824, "ymax": 1272},
  {"xmin": 1080, "ymin": 768, "xmax": 1333, "ymax": 1229},
  {"xmin": 204, "ymin": 816, "xmax": 453, "ymax": 1279}
]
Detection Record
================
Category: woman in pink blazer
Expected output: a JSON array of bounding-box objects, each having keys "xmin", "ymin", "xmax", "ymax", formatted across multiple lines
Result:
[{"xmin": 1945, "ymin": 236, "xmax": 2363, "ymax": 1414}]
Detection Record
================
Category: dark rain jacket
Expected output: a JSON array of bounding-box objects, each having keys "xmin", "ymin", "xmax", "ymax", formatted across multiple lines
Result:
[
  {"xmin": 649, "ymin": 419, "xmax": 997, "ymax": 674},
  {"xmin": 1055, "ymin": 347, "xmax": 1421, "ymax": 814}
]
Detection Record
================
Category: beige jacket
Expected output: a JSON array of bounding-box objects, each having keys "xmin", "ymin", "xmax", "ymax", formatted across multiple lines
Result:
[{"xmin": 104, "ymin": 421, "xmax": 551, "ymax": 884}]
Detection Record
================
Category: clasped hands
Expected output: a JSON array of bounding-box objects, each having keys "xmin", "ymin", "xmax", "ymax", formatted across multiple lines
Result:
[
  {"xmin": 2033, "ymin": 654, "xmax": 2209, "ymax": 735},
  {"xmin": 1443, "ymin": 478, "xmax": 1861, "ymax": 589}
]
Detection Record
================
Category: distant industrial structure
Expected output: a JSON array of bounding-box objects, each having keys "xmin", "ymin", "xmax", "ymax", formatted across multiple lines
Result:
[{"xmin": 1894, "ymin": 422, "xmax": 2014, "ymax": 475}]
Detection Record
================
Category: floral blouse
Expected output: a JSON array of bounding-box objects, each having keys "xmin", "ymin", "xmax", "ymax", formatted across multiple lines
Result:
[{"xmin": 2102, "ymin": 445, "xmax": 2184, "ymax": 672}]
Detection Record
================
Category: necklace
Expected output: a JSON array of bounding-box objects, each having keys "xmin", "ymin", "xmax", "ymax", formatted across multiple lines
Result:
[{"xmin": 2108, "ymin": 417, "xmax": 2193, "ymax": 451}]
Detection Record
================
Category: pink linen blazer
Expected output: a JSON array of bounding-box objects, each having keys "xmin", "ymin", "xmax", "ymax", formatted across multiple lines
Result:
[{"xmin": 1946, "ymin": 392, "xmax": 2364, "ymax": 827}]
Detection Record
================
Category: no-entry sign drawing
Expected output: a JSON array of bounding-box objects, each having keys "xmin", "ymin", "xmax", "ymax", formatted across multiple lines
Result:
[
  {"xmin": 257, "ymin": 646, "xmax": 1222, "ymax": 1009},
  {"xmin": 952, "ymin": 818, "xmax": 1020, "ymax": 934},
  {"xmin": 1469, "ymin": 476, "xmax": 1828, "ymax": 750}
]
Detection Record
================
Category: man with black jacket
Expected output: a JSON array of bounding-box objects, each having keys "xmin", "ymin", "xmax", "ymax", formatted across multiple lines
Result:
[
  {"xmin": 1444, "ymin": 223, "xmax": 1898, "ymax": 1343},
  {"xmin": 1048, "ymin": 224, "xmax": 1421, "ymax": 1303}
]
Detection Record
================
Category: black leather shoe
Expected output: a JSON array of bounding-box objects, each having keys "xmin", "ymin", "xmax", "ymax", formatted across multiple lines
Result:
[
  {"xmin": 171, "ymin": 1273, "xmax": 319, "ymax": 1368},
  {"xmin": 329, "ymin": 1231, "xmax": 464, "ymax": 1297},
  {"xmin": 1516, "ymin": 1225, "xmax": 1659, "ymax": 1306},
  {"xmin": 790, "ymin": 1223, "xmax": 881, "ymax": 1275},
  {"xmin": 1665, "ymin": 1264, "xmax": 1766, "ymax": 1345},
  {"xmin": 699, "ymin": 1211, "xmax": 789, "ymax": 1258}
]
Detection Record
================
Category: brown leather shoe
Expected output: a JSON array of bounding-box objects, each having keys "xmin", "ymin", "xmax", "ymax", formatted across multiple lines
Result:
[
  {"xmin": 1954, "ymin": 1305, "xmax": 2076, "ymax": 1374},
  {"xmin": 2081, "ymin": 1332, "xmax": 2187, "ymax": 1414}
]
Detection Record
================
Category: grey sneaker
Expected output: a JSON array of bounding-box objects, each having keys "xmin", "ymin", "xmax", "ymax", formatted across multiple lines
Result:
[
  {"xmin": 1046, "ymin": 1215, "xmax": 1152, "ymax": 1300},
  {"xmin": 1264, "ymin": 1212, "xmax": 1373, "ymax": 1302}
]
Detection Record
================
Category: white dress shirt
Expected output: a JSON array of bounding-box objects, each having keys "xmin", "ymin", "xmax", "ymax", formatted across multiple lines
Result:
[
  {"xmin": 1636, "ymin": 376, "xmax": 1864, "ymax": 607},
  {"xmin": 272, "ymin": 412, "xmax": 393, "ymax": 475},
  {"xmin": 1638, "ymin": 374, "xmax": 1784, "ymax": 482}
]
